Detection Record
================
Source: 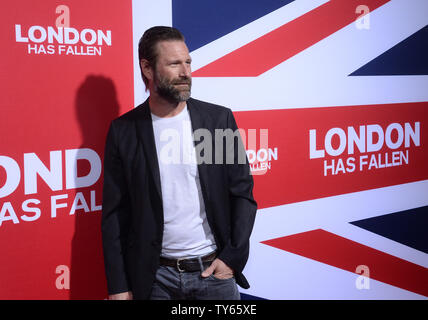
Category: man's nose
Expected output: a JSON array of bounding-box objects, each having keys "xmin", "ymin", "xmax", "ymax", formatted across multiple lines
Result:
[{"xmin": 179, "ymin": 63, "xmax": 191, "ymax": 78}]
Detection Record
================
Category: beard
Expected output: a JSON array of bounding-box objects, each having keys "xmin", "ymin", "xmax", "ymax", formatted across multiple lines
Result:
[{"xmin": 154, "ymin": 71, "xmax": 192, "ymax": 103}]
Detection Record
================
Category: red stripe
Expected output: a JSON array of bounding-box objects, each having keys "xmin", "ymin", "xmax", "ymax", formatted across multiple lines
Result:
[
  {"xmin": 262, "ymin": 229, "xmax": 428, "ymax": 297},
  {"xmin": 192, "ymin": 0, "xmax": 390, "ymax": 77}
]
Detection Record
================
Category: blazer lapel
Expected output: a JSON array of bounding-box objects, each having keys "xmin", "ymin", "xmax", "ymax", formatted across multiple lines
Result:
[
  {"xmin": 134, "ymin": 99, "xmax": 163, "ymax": 200},
  {"xmin": 187, "ymin": 98, "xmax": 211, "ymax": 202}
]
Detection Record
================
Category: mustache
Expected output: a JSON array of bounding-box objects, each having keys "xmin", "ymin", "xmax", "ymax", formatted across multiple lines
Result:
[{"xmin": 172, "ymin": 78, "xmax": 191, "ymax": 85}]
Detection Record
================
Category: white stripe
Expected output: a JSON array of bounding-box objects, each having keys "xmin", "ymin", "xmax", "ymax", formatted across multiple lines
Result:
[
  {"xmin": 250, "ymin": 179, "xmax": 428, "ymax": 244},
  {"xmin": 192, "ymin": 0, "xmax": 428, "ymax": 111},
  {"xmin": 242, "ymin": 241, "xmax": 427, "ymax": 299},
  {"xmin": 190, "ymin": 0, "xmax": 329, "ymax": 71},
  {"xmin": 323, "ymin": 223, "xmax": 428, "ymax": 268},
  {"xmin": 132, "ymin": 0, "xmax": 173, "ymax": 106}
]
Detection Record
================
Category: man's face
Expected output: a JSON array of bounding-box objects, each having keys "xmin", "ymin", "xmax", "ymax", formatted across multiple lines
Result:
[{"xmin": 152, "ymin": 40, "xmax": 192, "ymax": 103}]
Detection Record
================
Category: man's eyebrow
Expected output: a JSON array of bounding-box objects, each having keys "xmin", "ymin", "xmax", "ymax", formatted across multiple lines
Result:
[{"xmin": 167, "ymin": 58, "xmax": 192, "ymax": 63}]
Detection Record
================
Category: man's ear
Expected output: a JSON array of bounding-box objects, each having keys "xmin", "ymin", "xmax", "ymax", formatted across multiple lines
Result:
[{"xmin": 140, "ymin": 59, "xmax": 153, "ymax": 81}]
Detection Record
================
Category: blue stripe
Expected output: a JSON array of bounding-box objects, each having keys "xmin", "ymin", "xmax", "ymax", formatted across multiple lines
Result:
[
  {"xmin": 349, "ymin": 25, "xmax": 428, "ymax": 76},
  {"xmin": 351, "ymin": 205, "xmax": 428, "ymax": 254}
]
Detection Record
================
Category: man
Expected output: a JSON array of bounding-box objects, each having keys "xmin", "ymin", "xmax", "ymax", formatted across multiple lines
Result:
[{"xmin": 101, "ymin": 26, "xmax": 257, "ymax": 300}]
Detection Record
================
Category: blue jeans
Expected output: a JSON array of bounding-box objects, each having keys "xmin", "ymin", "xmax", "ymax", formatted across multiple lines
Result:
[{"xmin": 149, "ymin": 265, "xmax": 241, "ymax": 300}]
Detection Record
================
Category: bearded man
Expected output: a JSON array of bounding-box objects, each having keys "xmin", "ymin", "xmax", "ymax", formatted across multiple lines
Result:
[{"xmin": 101, "ymin": 26, "xmax": 257, "ymax": 300}]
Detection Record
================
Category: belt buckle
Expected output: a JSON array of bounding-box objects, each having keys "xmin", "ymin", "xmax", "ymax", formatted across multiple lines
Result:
[{"xmin": 176, "ymin": 258, "xmax": 185, "ymax": 272}]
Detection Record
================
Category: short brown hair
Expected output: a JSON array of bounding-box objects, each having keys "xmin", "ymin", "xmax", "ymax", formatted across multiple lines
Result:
[{"xmin": 138, "ymin": 26, "xmax": 185, "ymax": 89}]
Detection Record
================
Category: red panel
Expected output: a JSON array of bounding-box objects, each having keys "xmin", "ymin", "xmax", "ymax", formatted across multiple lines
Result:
[
  {"xmin": 233, "ymin": 102, "xmax": 428, "ymax": 209},
  {"xmin": 0, "ymin": 0, "xmax": 134, "ymax": 299},
  {"xmin": 262, "ymin": 229, "xmax": 428, "ymax": 297}
]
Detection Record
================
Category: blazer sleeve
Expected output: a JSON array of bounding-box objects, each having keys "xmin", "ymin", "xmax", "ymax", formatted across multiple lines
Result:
[
  {"xmin": 101, "ymin": 121, "xmax": 131, "ymax": 295},
  {"xmin": 217, "ymin": 109, "xmax": 258, "ymax": 274}
]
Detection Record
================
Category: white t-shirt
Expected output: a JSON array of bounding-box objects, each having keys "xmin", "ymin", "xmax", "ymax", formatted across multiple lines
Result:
[{"xmin": 151, "ymin": 105, "xmax": 217, "ymax": 258}]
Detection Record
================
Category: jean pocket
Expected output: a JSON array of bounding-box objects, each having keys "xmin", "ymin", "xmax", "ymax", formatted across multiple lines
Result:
[{"xmin": 208, "ymin": 274, "xmax": 235, "ymax": 281}]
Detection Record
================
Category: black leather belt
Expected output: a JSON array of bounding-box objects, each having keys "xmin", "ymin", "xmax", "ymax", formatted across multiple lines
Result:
[{"xmin": 159, "ymin": 251, "xmax": 217, "ymax": 272}]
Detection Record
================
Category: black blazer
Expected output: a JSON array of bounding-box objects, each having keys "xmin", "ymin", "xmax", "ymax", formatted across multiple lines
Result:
[{"xmin": 101, "ymin": 97, "xmax": 257, "ymax": 299}]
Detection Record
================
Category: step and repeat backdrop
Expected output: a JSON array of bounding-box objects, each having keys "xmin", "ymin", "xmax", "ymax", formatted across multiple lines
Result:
[{"xmin": 0, "ymin": 0, "xmax": 427, "ymax": 299}]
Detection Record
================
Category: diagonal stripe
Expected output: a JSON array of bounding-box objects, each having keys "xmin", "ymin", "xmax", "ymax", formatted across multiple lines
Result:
[
  {"xmin": 192, "ymin": 0, "xmax": 390, "ymax": 77},
  {"xmin": 262, "ymin": 229, "xmax": 428, "ymax": 297},
  {"xmin": 240, "ymin": 292, "xmax": 268, "ymax": 300}
]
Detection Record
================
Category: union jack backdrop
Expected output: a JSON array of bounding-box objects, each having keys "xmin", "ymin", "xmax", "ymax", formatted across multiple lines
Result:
[
  {"xmin": 133, "ymin": 0, "xmax": 428, "ymax": 299},
  {"xmin": 0, "ymin": 0, "xmax": 426, "ymax": 299}
]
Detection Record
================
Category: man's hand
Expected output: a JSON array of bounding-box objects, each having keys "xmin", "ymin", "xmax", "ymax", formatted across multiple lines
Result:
[
  {"xmin": 201, "ymin": 258, "xmax": 234, "ymax": 280},
  {"xmin": 108, "ymin": 291, "xmax": 133, "ymax": 300}
]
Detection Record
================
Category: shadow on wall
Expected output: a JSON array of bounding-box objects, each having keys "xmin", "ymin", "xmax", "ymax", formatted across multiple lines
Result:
[{"xmin": 70, "ymin": 75, "xmax": 120, "ymax": 299}]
